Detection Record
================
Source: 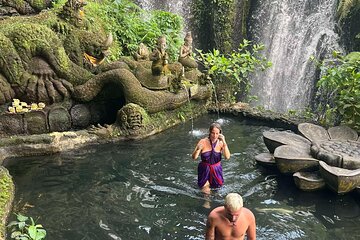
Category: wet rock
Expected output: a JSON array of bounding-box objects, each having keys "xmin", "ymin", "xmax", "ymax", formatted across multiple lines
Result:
[
  {"xmin": 48, "ymin": 106, "xmax": 71, "ymax": 132},
  {"xmin": 24, "ymin": 110, "xmax": 48, "ymax": 134},
  {"xmin": 0, "ymin": 113, "xmax": 25, "ymax": 135},
  {"xmin": 70, "ymin": 104, "xmax": 91, "ymax": 129}
]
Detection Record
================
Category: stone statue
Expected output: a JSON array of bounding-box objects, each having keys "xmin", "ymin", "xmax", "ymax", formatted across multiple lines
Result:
[
  {"xmin": 133, "ymin": 43, "xmax": 150, "ymax": 61},
  {"xmin": 178, "ymin": 32, "xmax": 198, "ymax": 69},
  {"xmin": 0, "ymin": 0, "xmax": 211, "ymax": 137},
  {"xmin": 150, "ymin": 36, "xmax": 169, "ymax": 75},
  {"xmin": 117, "ymin": 103, "xmax": 145, "ymax": 131}
]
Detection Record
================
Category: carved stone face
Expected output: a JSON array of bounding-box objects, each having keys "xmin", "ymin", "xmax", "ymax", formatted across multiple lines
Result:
[{"xmin": 118, "ymin": 105, "xmax": 143, "ymax": 131}]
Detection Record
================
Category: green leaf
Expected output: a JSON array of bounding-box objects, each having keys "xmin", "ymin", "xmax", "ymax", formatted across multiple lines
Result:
[
  {"xmin": 17, "ymin": 214, "xmax": 28, "ymax": 222},
  {"xmin": 10, "ymin": 231, "xmax": 22, "ymax": 238},
  {"xmin": 18, "ymin": 222, "xmax": 26, "ymax": 230},
  {"xmin": 28, "ymin": 225, "xmax": 37, "ymax": 239},
  {"xmin": 7, "ymin": 221, "xmax": 19, "ymax": 227}
]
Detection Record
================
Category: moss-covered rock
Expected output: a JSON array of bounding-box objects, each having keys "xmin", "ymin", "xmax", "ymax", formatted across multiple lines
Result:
[{"xmin": 0, "ymin": 166, "xmax": 15, "ymax": 240}]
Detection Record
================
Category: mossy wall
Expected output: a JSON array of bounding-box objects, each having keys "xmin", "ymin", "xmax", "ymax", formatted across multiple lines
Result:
[
  {"xmin": 337, "ymin": 0, "xmax": 360, "ymax": 51},
  {"xmin": 0, "ymin": 167, "xmax": 15, "ymax": 240},
  {"xmin": 191, "ymin": 0, "xmax": 250, "ymax": 53}
]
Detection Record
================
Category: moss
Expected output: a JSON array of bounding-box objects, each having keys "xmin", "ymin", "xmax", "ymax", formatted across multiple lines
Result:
[
  {"xmin": 31, "ymin": 0, "xmax": 49, "ymax": 9},
  {"xmin": 0, "ymin": 134, "xmax": 54, "ymax": 147},
  {"xmin": 0, "ymin": 167, "xmax": 15, "ymax": 240},
  {"xmin": 240, "ymin": 0, "xmax": 250, "ymax": 41},
  {"xmin": 191, "ymin": 0, "xmax": 237, "ymax": 53},
  {"xmin": 149, "ymin": 99, "xmax": 208, "ymax": 128}
]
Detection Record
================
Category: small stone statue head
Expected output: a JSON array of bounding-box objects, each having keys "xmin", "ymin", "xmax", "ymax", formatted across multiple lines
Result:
[
  {"xmin": 184, "ymin": 32, "xmax": 193, "ymax": 46},
  {"xmin": 137, "ymin": 43, "xmax": 149, "ymax": 60},
  {"xmin": 157, "ymin": 36, "xmax": 167, "ymax": 51}
]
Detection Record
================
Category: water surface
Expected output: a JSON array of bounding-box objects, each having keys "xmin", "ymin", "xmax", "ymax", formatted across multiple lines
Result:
[{"xmin": 6, "ymin": 115, "xmax": 360, "ymax": 239}]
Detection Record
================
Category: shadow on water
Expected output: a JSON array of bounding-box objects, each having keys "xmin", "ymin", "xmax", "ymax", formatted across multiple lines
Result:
[{"xmin": 5, "ymin": 114, "xmax": 360, "ymax": 240}]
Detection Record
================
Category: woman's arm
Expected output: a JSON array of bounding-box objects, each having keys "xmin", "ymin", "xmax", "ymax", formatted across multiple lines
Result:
[
  {"xmin": 192, "ymin": 139, "xmax": 203, "ymax": 160},
  {"xmin": 219, "ymin": 134, "xmax": 230, "ymax": 159}
]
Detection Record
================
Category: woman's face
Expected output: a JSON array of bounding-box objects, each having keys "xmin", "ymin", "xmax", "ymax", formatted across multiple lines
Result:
[{"xmin": 209, "ymin": 127, "xmax": 220, "ymax": 141}]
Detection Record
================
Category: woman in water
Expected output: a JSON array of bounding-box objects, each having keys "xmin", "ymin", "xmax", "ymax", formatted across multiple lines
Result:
[{"xmin": 192, "ymin": 122, "xmax": 231, "ymax": 194}]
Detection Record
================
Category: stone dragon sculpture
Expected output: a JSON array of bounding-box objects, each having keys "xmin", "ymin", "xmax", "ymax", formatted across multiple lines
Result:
[{"xmin": 0, "ymin": 0, "xmax": 210, "ymax": 136}]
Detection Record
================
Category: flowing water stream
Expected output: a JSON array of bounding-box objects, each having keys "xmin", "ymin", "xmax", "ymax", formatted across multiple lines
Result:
[
  {"xmin": 248, "ymin": 0, "xmax": 343, "ymax": 112},
  {"xmin": 5, "ymin": 115, "xmax": 360, "ymax": 239}
]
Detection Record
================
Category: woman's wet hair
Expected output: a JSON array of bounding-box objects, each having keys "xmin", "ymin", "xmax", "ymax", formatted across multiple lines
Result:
[{"xmin": 209, "ymin": 122, "xmax": 222, "ymax": 135}]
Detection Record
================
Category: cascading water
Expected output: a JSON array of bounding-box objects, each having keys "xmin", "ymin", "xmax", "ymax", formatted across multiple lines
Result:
[
  {"xmin": 248, "ymin": 0, "xmax": 344, "ymax": 113},
  {"xmin": 134, "ymin": 0, "xmax": 192, "ymax": 31}
]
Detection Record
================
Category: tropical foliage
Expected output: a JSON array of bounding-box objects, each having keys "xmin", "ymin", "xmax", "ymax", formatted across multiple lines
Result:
[
  {"xmin": 53, "ymin": 0, "xmax": 183, "ymax": 61},
  {"xmin": 87, "ymin": 0, "xmax": 183, "ymax": 61},
  {"xmin": 315, "ymin": 51, "xmax": 360, "ymax": 130},
  {"xmin": 7, "ymin": 214, "xmax": 46, "ymax": 240},
  {"xmin": 196, "ymin": 39, "xmax": 271, "ymax": 99}
]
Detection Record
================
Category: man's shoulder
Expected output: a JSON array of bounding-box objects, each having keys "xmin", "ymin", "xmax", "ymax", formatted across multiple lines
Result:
[
  {"xmin": 242, "ymin": 207, "xmax": 256, "ymax": 219},
  {"xmin": 209, "ymin": 206, "xmax": 224, "ymax": 215}
]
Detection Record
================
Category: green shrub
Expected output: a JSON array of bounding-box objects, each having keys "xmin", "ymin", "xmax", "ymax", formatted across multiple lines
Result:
[
  {"xmin": 85, "ymin": 0, "xmax": 183, "ymax": 61},
  {"xmin": 7, "ymin": 213, "xmax": 46, "ymax": 240},
  {"xmin": 316, "ymin": 51, "xmax": 360, "ymax": 130},
  {"xmin": 196, "ymin": 39, "xmax": 271, "ymax": 100}
]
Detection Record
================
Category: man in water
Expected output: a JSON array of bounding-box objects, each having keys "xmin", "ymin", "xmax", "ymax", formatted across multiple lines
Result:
[{"xmin": 205, "ymin": 193, "xmax": 256, "ymax": 240}]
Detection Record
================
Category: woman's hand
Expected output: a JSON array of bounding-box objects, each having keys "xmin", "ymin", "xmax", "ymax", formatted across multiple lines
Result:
[{"xmin": 218, "ymin": 134, "xmax": 225, "ymax": 143}]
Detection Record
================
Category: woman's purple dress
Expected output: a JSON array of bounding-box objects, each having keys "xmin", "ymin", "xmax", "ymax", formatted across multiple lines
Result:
[{"xmin": 197, "ymin": 139, "xmax": 224, "ymax": 188}]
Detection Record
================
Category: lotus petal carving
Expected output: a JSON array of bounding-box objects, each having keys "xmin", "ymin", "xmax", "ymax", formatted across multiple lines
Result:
[{"xmin": 256, "ymin": 123, "xmax": 360, "ymax": 194}]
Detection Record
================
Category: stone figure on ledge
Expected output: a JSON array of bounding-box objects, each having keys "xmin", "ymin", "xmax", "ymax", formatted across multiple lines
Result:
[
  {"xmin": 178, "ymin": 31, "xmax": 198, "ymax": 70},
  {"xmin": 150, "ymin": 36, "xmax": 170, "ymax": 76},
  {"xmin": 133, "ymin": 43, "xmax": 150, "ymax": 61}
]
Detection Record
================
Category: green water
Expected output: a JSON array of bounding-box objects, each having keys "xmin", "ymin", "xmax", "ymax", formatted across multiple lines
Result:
[{"xmin": 6, "ymin": 115, "xmax": 360, "ymax": 239}]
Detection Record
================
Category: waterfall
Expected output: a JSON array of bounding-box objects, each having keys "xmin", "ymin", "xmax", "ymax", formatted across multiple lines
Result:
[
  {"xmin": 134, "ymin": 0, "xmax": 192, "ymax": 32},
  {"xmin": 248, "ymin": 0, "xmax": 343, "ymax": 113}
]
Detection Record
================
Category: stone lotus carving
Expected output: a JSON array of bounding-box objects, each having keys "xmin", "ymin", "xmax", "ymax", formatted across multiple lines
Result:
[
  {"xmin": 293, "ymin": 171, "xmax": 325, "ymax": 191},
  {"xmin": 256, "ymin": 123, "xmax": 360, "ymax": 194}
]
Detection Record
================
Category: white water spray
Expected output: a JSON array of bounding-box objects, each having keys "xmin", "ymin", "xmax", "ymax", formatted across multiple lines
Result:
[{"xmin": 248, "ymin": 0, "xmax": 344, "ymax": 113}]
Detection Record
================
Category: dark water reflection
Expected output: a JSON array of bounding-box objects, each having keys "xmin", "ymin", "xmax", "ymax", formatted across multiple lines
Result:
[{"xmin": 6, "ymin": 115, "xmax": 360, "ymax": 239}]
